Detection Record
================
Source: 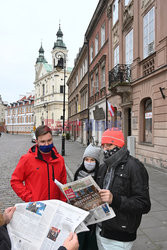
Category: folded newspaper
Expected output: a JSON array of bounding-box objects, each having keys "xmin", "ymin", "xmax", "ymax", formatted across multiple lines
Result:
[
  {"xmin": 54, "ymin": 175, "xmax": 115, "ymax": 226},
  {"xmin": 7, "ymin": 200, "xmax": 89, "ymax": 250}
]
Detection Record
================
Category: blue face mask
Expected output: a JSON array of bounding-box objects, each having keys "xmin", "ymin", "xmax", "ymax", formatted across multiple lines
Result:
[{"xmin": 39, "ymin": 143, "xmax": 54, "ymax": 153}]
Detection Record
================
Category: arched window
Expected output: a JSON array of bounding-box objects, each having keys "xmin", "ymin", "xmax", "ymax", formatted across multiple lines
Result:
[{"xmin": 140, "ymin": 98, "xmax": 152, "ymax": 143}]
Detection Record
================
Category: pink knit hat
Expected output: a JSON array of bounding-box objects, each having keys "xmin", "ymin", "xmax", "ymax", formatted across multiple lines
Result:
[{"xmin": 101, "ymin": 128, "xmax": 125, "ymax": 148}]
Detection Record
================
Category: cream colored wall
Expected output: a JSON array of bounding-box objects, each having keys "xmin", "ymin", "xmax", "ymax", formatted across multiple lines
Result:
[{"xmin": 34, "ymin": 63, "xmax": 70, "ymax": 129}]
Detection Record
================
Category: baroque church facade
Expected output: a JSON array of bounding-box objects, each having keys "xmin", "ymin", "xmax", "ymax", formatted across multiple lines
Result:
[{"xmin": 33, "ymin": 26, "xmax": 72, "ymax": 133}]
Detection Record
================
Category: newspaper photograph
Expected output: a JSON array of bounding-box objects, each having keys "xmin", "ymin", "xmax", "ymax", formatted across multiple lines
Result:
[
  {"xmin": 7, "ymin": 199, "xmax": 89, "ymax": 250},
  {"xmin": 54, "ymin": 175, "xmax": 115, "ymax": 225}
]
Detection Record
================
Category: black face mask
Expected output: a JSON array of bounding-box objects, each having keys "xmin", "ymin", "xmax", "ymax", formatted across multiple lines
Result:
[{"xmin": 103, "ymin": 146, "xmax": 120, "ymax": 159}]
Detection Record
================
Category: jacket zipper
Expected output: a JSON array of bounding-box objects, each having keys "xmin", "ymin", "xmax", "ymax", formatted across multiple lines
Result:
[{"xmin": 52, "ymin": 165, "xmax": 55, "ymax": 181}]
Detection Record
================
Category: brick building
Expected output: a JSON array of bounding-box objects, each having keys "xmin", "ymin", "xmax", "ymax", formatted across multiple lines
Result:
[{"xmin": 67, "ymin": 0, "xmax": 167, "ymax": 169}]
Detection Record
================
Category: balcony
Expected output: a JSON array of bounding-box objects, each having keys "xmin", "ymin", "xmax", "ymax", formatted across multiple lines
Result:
[{"xmin": 108, "ymin": 64, "xmax": 132, "ymax": 102}]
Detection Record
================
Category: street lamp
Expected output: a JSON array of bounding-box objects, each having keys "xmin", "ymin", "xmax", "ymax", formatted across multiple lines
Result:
[{"xmin": 55, "ymin": 51, "xmax": 66, "ymax": 156}]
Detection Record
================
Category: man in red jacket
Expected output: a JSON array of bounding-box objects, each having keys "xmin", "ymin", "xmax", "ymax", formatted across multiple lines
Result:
[{"xmin": 11, "ymin": 125, "xmax": 67, "ymax": 202}]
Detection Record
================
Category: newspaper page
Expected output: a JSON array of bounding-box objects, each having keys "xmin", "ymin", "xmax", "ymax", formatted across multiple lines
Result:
[
  {"xmin": 54, "ymin": 175, "xmax": 115, "ymax": 225},
  {"xmin": 7, "ymin": 199, "xmax": 89, "ymax": 250}
]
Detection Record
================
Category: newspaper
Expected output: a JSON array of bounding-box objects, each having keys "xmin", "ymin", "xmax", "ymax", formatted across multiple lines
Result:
[
  {"xmin": 54, "ymin": 175, "xmax": 115, "ymax": 225},
  {"xmin": 7, "ymin": 200, "xmax": 89, "ymax": 250}
]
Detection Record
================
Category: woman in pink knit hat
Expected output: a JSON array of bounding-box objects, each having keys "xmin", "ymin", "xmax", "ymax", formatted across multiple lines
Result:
[{"xmin": 96, "ymin": 127, "xmax": 151, "ymax": 250}]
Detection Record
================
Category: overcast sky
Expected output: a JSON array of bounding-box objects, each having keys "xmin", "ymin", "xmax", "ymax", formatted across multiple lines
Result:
[{"xmin": 0, "ymin": 0, "xmax": 99, "ymax": 103}]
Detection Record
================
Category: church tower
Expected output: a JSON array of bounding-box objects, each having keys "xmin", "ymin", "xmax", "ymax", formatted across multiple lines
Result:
[
  {"xmin": 35, "ymin": 44, "xmax": 48, "ymax": 80},
  {"xmin": 52, "ymin": 25, "xmax": 68, "ymax": 68}
]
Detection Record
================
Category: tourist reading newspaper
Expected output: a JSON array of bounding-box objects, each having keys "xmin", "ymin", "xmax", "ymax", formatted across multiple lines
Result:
[
  {"xmin": 54, "ymin": 175, "xmax": 115, "ymax": 225},
  {"xmin": 7, "ymin": 200, "xmax": 89, "ymax": 250}
]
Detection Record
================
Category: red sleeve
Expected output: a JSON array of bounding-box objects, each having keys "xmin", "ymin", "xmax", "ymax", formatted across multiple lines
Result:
[
  {"xmin": 10, "ymin": 156, "xmax": 32, "ymax": 202},
  {"xmin": 60, "ymin": 158, "xmax": 67, "ymax": 202}
]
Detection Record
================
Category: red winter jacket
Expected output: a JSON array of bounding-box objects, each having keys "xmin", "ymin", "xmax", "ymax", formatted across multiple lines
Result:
[{"xmin": 10, "ymin": 145, "xmax": 67, "ymax": 202}]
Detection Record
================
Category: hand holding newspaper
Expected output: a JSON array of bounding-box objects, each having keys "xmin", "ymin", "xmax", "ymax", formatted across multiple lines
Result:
[
  {"xmin": 7, "ymin": 200, "xmax": 89, "ymax": 250},
  {"xmin": 54, "ymin": 175, "xmax": 115, "ymax": 226}
]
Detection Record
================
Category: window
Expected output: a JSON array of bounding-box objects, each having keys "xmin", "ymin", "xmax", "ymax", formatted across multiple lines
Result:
[
  {"xmin": 90, "ymin": 43, "xmax": 93, "ymax": 62},
  {"xmin": 101, "ymin": 65, "xmax": 105, "ymax": 88},
  {"xmin": 140, "ymin": 98, "xmax": 152, "ymax": 143},
  {"xmin": 125, "ymin": 29, "xmax": 133, "ymax": 64},
  {"xmin": 60, "ymin": 85, "xmax": 64, "ymax": 93},
  {"xmin": 95, "ymin": 71, "xmax": 99, "ymax": 93},
  {"xmin": 52, "ymin": 112, "xmax": 54, "ymax": 123},
  {"xmin": 90, "ymin": 76, "xmax": 94, "ymax": 96},
  {"xmin": 113, "ymin": 0, "xmax": 118, "ymax": 26},
  {"xmin": 76, "ymin": 74, "xmax": 78, "ymax": 87},
  {"xmin": 144, "ymin": 98, "xmax": 152, "ymax": 143},
  {"xmin": 82, "ymin": 63, "xmax": 85, "ymax": 77},
  {"xmin": 81, "ymin": 91, "xmax": 88, "ymax": 110},
  {"xmin": 75, "ymin": 100, "xmax": 78, "ymax": 113},
  {"xmin": 95, "ymin": 34, "xmax": 99, "ymax": 56},
  {"xmin": 80, "ymin": 67, "xmax": 83, "ymax": 80},
  {"xmin": 114, "ymin": 46, "xmax": 119, "ymax": 66},
  {"xmin": 125, "ymin": 0, "xmax": 130, "ymax": 6},
  {"xmin": 85, "ymin": 58, "xmax": 88, "ymax": 73},
  {"xmin": 52, "ymin": 85, "xmax": 54, "ymax": 96},
  {"xmin": 143, "ymin": 7, "xmax": 155, "ymax": 59},
  {"xmin": 101, "ymin": 23, "xmax": 105, "ymax": 47},
  {"xmin": 42, "ymin": 84, "xmax": 45, "ymax": 96},
  {"xmin": 85, "ymin": 91, "xmax": 88, "ymax": 109},
  {"xmin": 38, "ymin": 86, "xmax": 40, "ymax": 97}
]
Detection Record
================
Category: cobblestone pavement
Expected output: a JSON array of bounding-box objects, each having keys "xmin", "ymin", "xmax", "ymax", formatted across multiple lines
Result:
[{"xmin": 0, "ymin": 134, "xmax": 167, "ymax": 249}]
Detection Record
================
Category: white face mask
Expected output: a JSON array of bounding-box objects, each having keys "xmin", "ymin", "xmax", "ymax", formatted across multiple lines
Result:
[{"xmin": 84, "ymin": 161, "xmax": 96, "ymax": 171}]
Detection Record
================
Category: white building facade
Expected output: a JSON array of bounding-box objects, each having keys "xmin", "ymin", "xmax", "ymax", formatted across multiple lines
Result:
[{"xmin": 34, "ymin": 26, "xmax": 71, "ymax": 133}]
